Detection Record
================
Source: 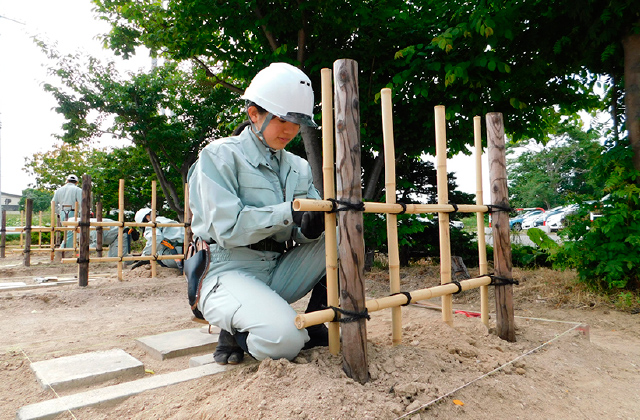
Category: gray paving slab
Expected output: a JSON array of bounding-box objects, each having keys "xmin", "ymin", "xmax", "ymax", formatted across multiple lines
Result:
[
  {"xmin": 17, "ymin": 363, "xmax": 232, "ymax": 420},
  {"xmin": 29, "ymin": 349, "xmax": 144, "ymax": 392},
  {"xmin": 189, "ymin": 353, "xmax": 216, "ymax": 367},
  {"xmin": 135, "ymin": 326, "xmax": 221, "ymax": 360}
]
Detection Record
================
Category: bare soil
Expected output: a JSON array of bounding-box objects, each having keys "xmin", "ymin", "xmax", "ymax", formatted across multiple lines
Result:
[{"xmin": 1, "ymin": 252, "xmax": 639, "ymax": 420}]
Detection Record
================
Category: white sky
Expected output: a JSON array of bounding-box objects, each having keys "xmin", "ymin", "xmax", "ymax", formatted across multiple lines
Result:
[{"xmin": 0, "ymin": 0, "xmax": 490, "ymax": 203}]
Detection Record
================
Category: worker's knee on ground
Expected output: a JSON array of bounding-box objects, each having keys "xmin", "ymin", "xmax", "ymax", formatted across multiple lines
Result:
[{"xmin": 247, "ymin": 322, "xmax": 308, "ymax": 361}]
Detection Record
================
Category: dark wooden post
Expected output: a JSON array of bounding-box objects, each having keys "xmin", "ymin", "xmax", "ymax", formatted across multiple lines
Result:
[
  {"xmin": 1, "ymin": 209, "xmax": 6, "ymax": 258},
  {"xmin": 78, "ymin": 174, "xmax": 92, "ymax": 287},
  {"xmin": 23, "ymin": 199, "xmax": 33, "ymax": 267},
  {"xmin": 96, "ymin": 202, "xmax": 103, "ymax": 257},
  {"xmin": 486, "ymin": 112, "xmax": 516, "ymax": 342},
  {"xmin": 334, "ymin": 58, "xmax": 369, "ymax": 384}
]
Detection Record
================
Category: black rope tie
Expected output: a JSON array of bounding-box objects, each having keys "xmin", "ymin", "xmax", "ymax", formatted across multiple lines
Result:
[
  {"xmin": 486, "ymin": 204, "xmax": 513, "ymax": 213},
  {"xmin": 327, "ymin": 198, "xmax": 366, "ymax": 213},
  {"xmin": 395, "ymin": 202, "xmax": 407, "ymax": 215},
  {"xmin": 449, "ymin": 280, "xmax": 463, "ymax": 294},
  {"xmin": 391, "ymin": 291, "xmax": 413, "ymax": 306},
  {"xmin": 184, "ymin": 222, "xmax": 191, "ymax": 227},
  {"xmin": 448, "ymin": 201, "xmax": 459, "ymax": 213},
  {"xmin": 489, "ymin": 273, "xmax": 520, "ymax": 286},
  {"xmin": 327, "ymin": 305, "xmax": 371, "ymax": 323},
  {"xmin": 77, "ymin": 221, "xmax": 91, "ymax": 227},
  {"xmin": 76, "ymin": 258, "xmax": 90, "ymax": 264}
]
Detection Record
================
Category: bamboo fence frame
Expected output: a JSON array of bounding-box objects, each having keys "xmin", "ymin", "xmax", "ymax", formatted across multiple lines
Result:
[{"xmin": 294, "ymin": 90, "xmax": 495, "ymax": 340}]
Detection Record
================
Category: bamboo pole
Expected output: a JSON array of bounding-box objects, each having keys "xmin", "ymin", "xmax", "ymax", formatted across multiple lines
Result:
[
  {"xmin": 296, "ymin": 276, "xmax": 492, "ymax": 329},
  {"xmin": 72, "ymin": 201, "xmax": 79, "ymax": 253},
  {"xmin": 293, "ymin": 199, "xmax": 487, "ymax": 214},
  {"xmin": 62, "ymin": 220, "xmax": 184, "ymax": 228},
  {"xmin": 50, "ymin": 200, "xmax": 56, "ymax": 261},
  {"xmin": 474, "ymin": 116, "xmax": 490, "ymax": 327},
  {"xmin": 381, "ymin": 88, "xmax": 402, "ymax": 345},
  {"xmin": 20, "ymin": 210, "xmax": 24, "ymax": 248},
  {"xmin": 184, "ymin": 183, "xmax": 192, "ymax": 249},
  {"xmin": 78, "ymin": 174, "xmax": 91, "ymax": 287},
  {"xmin": 38, "ymin": 211, "xmax": 42, "ymax": 247},
  {"xmin": 486, "ymin": 112, "xmax": 516, "ymax": 342},
  {"xmin": 321, "ymin": 67, "xmax": 341, "ymax": 355},
  {"xmin": 23, "ymin": 200, "xmax": 32, "ymax": 267},
  {"xmin": 434, "ymin": 106, "xmax": 453, "ymax": 326},
  {"xmin": 334, "ymin": 58, "xmax": 368, "ymax": 384},
  {"xmin": 151, "ymin": 181, "xmax": 157, "ymax": 278},
  {"xmin": 117, "ymin": 179, "xmax": 125, "ymax": 280},
  {"xmin": 62, "ymin": 254, "xmax": 184, "ymax": 264}
]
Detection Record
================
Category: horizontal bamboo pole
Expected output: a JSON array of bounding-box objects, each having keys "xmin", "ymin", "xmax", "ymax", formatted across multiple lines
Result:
[
  {"xmin": 61, "ymin": 221, "xmax": 185, "ymax": 228},
  {"xmin": 294, "ymin": 275, "xmax": 492, "ymax": 329},
  {"xmin": 62, "ymin": 254, "xmax": 185, "ymax": 264},
  {"xmin": 293, "ymin": 198, "xmax": 488, "ymax": 214}
]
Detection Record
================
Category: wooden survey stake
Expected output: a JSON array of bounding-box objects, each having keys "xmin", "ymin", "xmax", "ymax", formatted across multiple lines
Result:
[
  {"xmin": 334, "ymin": 58, "xmax": 369, "ymax": 384},
  {"xmin": 486, "ymin": 112, "xmax": 516, "ymax": 342}
]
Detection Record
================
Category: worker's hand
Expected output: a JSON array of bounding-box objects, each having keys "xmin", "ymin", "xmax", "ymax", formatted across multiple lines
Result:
[
  {"xmin": 128, "ymin": 227, "xmax": 140, "ymax": 242},
  {"xmin": 130, "ymin": 260, "xmax": 150, "ymax": 270},
  {"xmin": 300, "ymin": 211, "xmax": 325, "ymax": 239}
]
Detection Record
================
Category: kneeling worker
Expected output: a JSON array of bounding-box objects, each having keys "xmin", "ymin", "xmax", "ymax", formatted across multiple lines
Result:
[{"xmin": 134, "ymin": 208, "xmax": 184, "ymax": 270}]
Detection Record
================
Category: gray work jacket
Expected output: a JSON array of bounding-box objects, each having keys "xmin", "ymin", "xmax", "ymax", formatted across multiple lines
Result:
[{"xmin": 187, "ymin": 126, "xmax": 321, "ymax": 249}]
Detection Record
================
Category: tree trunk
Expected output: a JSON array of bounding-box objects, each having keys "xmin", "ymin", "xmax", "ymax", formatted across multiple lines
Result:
[
  {"xmin": 363, "ymin": 154, "xmax": 384, "ymax": 201},
  {"xmin": 623, "ymin": 30, "xmax": 640, "ymax": 175},
  {"xmin": 145, "ymin": 147, "xmax": 184, "ymax": 220},
  {"xmin": 301, "ymin": 125, "xmax": 324, "ymax": 195}
]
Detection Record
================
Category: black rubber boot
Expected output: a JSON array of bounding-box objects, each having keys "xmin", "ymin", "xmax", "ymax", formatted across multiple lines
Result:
[
  {"xmin": 302, "ymin": 276, "xmax": 329, "ymax": 350},
  {"xmin": 214, "ymin": 329, "xmax": 245, "ymax": 365}
]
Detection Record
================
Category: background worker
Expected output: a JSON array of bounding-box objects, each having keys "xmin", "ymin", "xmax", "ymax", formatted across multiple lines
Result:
[
  {"xmin": 52, "ymin": 174, "xmax": 83, "ymax": 248},
  {"xmin": 134, "ymin": 208, "xmax": 184, "ymax": 270},
  {"xmin": 89, "ymin": 218, "xmax": 139, "ymax": 258},
  {"xmin": 187, "ymin": 62, "xmax": 328, "ymax": 365}
]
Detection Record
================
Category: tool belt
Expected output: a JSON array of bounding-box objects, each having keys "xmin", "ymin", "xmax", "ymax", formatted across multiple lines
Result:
[
  {"xmin": 247, "ymin": 238, "xmax": 287, "ymax": 253},
  {"xmin": 184, "ymin": 237, "xmax": 210, "ymax": 320}
]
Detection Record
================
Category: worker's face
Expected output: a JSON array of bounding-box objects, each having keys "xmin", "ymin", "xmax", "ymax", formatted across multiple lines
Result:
[{"xmin": 248, "ymin": 106, "xmax": 300, "ymax": 150}]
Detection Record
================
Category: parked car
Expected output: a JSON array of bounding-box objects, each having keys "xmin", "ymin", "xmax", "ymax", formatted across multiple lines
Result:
[
  {"xmin": 509, "ymin": 209, "xmax": 543, "ymax": 231},
  {"xmin": 524, "ymin": 206, "xmax": 564, "ymax": 230},
  {"xmin": 546, "ymin": 204, "xmax": 579, "ymax": 232}
]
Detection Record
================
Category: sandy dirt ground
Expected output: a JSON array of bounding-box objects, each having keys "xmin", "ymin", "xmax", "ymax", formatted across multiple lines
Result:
[{"xmin": 1, "ymin": 251, "xmax": 639, "ymax": 420}]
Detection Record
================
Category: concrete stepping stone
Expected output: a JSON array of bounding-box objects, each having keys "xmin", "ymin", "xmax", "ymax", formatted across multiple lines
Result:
[
  {"xmin": 135, "ymin": 326, "xmax": 220, "ymax": 360},
  {"xmin": 30, "ymin": 349, "xmax": 144, "ymax": 391},
  {"xmin": 17, "ymin": 363, "xmax": 231, "ymax": 420}
]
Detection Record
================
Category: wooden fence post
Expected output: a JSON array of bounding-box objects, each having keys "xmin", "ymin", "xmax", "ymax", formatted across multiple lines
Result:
[
  {"xmin": 486, "ymin": 112, "xmax": 516, "ymax": 342},
  {"xmin": 78, "ymin": 174, "xmax": 91, "ymax": 287},
  {"xmin": 23, "ymin": 199, "xmax": 32, "ymax": 267},
  {"xmin": 334, "ymin": 58, "xmax": 369, "ymax": 384},
  {"xmin": 1, "ymin": 209, "xmax": 6, "ymax": 258}
]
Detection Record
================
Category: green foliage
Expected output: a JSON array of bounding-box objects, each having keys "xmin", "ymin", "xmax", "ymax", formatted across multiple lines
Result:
[
  {"xmin": 507, "ymin": 121, "xmax": 606, "ymax": 209},
  {"xmin": 553, "ymin": 142, "xmax": 640, "ymax": 291},
  {"xmin": 510, "ymin": 243, "xmax": 552, "ymax": 269},
  {"xmin": 19, "ymin": 189, "xmax": 53, "ymax": 213}
]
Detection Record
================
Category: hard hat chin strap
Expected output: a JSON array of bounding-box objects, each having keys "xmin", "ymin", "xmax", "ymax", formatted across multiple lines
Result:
[{"xmin": 248, "ymin": 111, "xmax": 276, "ymax": 152}]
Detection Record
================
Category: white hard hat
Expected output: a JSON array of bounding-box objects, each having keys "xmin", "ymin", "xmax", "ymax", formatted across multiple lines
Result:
[
  {"xmin": 67, "ymin": 174, "xmax": 79, "ymax": 183},
  {"xmin": 135, "ymin": 208, "xmax": 152, "ymax": 224},
  {"xmin": 241, "ymin": 62, "xmax": 317, "ymax": 127}
]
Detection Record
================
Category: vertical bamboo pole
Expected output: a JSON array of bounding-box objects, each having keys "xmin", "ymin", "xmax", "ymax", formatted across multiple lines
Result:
[
  {"xmin": 50, "ymin": 200, "xmax": 56, "ymax": 261},
  {"xmin": 38, "ymin": 212, "xmax": 42, "ymax": 247},
  {"xmin": 0, "ymin": 210, "xmax": 5, "ymax": 258},
  {"xmin": 78, "ymin": 174, "xmax": 91, "ymax": 287},
  {"xmin": 435, "ymin": 106, "xmax": 453, "ymax": 326},
  {"xmin": 117, "ymin": 179, "xmax": 125, "ymax": 281},
  {"xmin": 486, "ymin": 112, "xmax": 516, "ymax": 342},
  {"xmin": 184, "ymin": 183, "xmax": 192, "ymax": 249},
  {"xmin": 151, "ymin": 181, "xmax": 157, "ymax": 278},
  {"xmin": 19, "ymin": 210, "xmax": 24, "ymax": 248},
  {"xmin": 73, "ymin": 202, "xmax": 79, "ymax": 252},
  {"xmin": 96, "ymin": 202, "xmax": 103, "ymax": 258},
  {"xmin": 321, "ymin": 67, "xmax": 341, "ymax": 355},
  {"xmin": 474, "ymin": 116, "xmax": 490, "ymax": 327},
  {"xmin": 381, "ymin": 88, "xmax": 403, "ymax": 345},
  {"xmin": 334, "ymin": 58, "xmax": 369, "ymax": 384},
  {"xmin": 23, "ymin": 200, "xmax": 32, "ymax": 267}
]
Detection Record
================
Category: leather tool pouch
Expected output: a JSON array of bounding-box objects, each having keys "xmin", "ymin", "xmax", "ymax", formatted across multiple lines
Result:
[{"xmin": 184, "ymin": 237, "xmax": 210, "ymax": 320}]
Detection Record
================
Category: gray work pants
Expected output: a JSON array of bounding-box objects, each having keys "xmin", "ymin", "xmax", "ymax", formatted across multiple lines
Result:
[{"xmin": 198, "ymin": 234, "xmax": 327, "ymax": 361}]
